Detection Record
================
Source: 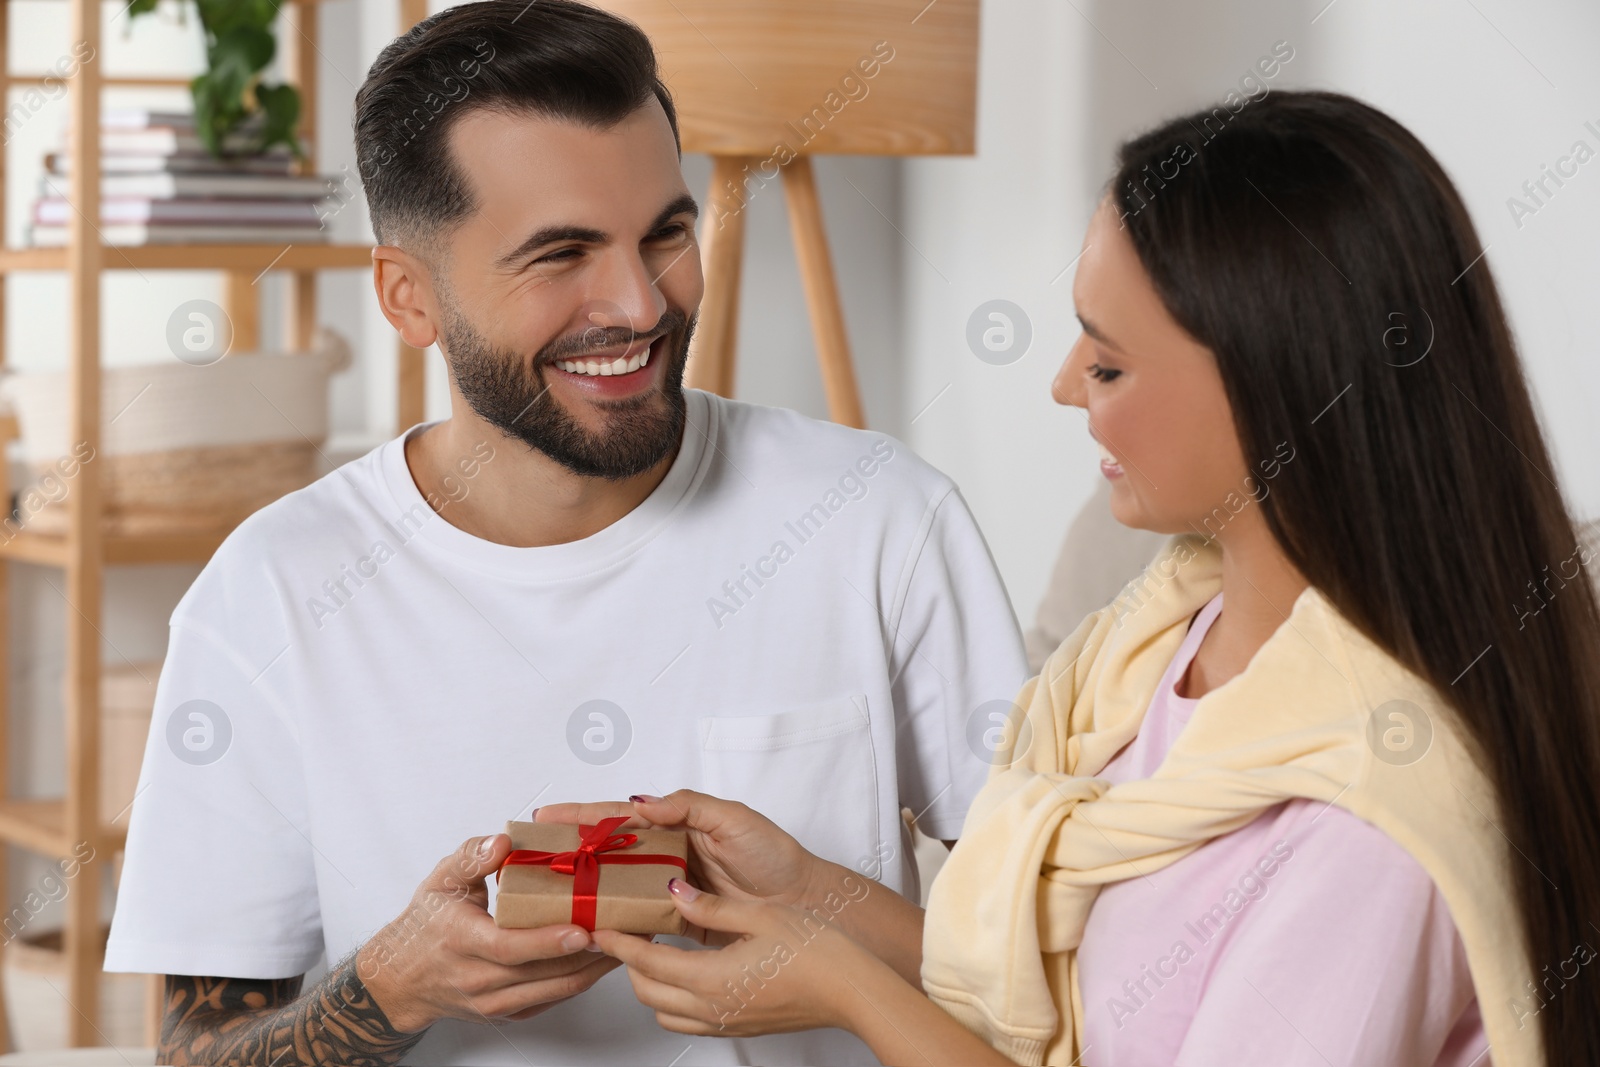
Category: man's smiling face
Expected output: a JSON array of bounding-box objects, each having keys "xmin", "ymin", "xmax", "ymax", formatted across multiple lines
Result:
[{"xmin": 433, "ymin": 98, "xmax": 704, "ymax": 480}]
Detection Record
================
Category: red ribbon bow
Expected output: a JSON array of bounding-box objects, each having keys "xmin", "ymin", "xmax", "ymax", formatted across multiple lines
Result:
[{"xmin": 496, "ymin": 816, "xmax": 687, "ymax": 932}]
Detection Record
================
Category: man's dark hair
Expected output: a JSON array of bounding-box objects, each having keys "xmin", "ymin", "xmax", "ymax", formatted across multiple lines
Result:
[{"xmin": 353, "ymin": 0, "xmax": 680, "ymax": 254}]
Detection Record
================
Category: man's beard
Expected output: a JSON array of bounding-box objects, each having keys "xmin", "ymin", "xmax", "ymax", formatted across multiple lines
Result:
[{"xmin": 440, "ymin": 302, "xmax": 695, "ymax": 481}]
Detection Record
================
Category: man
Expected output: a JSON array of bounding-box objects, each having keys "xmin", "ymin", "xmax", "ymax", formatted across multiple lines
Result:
[{"xmin": 104, "ymin": 2, "xmax": 1027, "ymax": 1064}]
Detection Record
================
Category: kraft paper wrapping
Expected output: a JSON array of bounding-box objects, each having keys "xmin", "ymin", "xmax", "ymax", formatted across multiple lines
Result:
[{"xmin": 493, "ymin": 819, "xmax": 690, "ymax": 936}]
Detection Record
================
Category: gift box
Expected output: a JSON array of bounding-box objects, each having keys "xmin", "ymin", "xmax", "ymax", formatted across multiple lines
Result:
[{"xmin": 493, "ymin": 817, "xmax": 690, "ymax": 935}]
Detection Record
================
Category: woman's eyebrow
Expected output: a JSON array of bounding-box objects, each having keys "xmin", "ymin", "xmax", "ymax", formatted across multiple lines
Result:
[{"xmin": 1077, "ymin": 313, "xmax": 1125, "ymax": 353}]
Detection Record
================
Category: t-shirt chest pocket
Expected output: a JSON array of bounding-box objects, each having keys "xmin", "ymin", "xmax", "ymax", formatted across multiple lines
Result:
[{"xmin": 698, "ymin": 695, "xmax": 881, "ymax": 873}]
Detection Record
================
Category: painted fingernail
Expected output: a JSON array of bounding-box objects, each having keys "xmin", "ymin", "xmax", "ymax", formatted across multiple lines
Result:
[
  {"xmin": 668, "ymin": 877, "xmax": 700, "ymax": 901},
  {"xmin": 560, "ymin": 930, "xmax": 589, "ymax": 952},
  {"xmin": 630, "ymin": 794, "xmax": 662, "ymax": 803}
]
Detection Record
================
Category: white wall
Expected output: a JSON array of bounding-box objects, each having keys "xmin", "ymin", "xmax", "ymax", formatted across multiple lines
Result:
[
  {"xmin": 901, "ymin": 0, "xmax": 1600, "ymax": 628},
  {"xmin": 1310, "ymin": 0, "xmax": 1600, "ymax": 511}
]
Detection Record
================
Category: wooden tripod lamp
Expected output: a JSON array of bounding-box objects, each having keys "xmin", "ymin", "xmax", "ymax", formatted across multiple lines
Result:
[{"xmin": 596, "ymin": 0, "xmax": 979, "ymax": 428}]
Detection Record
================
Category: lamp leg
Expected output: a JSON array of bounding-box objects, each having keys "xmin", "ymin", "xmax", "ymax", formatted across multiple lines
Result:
[
  {"xmin": 781, "ymin": 156, "xmax": 865, "ymax": 428},
  {"xmin": 687, "ymin": 154, "xmax": 755, "ymax": 398}
]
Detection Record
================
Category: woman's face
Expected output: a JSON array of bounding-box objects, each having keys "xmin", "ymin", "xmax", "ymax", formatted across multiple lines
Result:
[{"xmin": 1053, "ymin": 197, "xmax": 1253, "ymax": 537}]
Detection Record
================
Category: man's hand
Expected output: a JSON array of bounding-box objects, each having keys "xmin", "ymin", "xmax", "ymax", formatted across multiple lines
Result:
[
  {"xmin": 357, "ymin": 833, "xmax": 623, "ymax": 1031},
  {"xmin": 157, "ymin": 834, "xmax": 618, "ymax": 1066}
]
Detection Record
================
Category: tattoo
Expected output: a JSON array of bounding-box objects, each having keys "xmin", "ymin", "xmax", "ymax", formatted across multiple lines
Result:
[{"xmin": 159, "ymin": 953, "xmax": 425, "ymax": 1066}]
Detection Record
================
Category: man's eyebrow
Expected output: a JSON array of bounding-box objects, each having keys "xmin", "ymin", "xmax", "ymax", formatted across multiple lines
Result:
[
  {"xmin": 1076, "ymin": 313, "xmax": 1124, "ymax": 353},
  {"xmin": 495, "ymin": 193, "xmax": 701, "ymax": 270},
  {"xmin": 648, "ymin": 193, "xmax": 700, "ymax": 233},
  {"xmin": 495, "ymin": 223, "xmax": 606, "ymax": 269}
]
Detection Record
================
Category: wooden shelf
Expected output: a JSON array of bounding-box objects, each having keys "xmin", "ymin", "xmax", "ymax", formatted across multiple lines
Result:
[
  {"xmin": 0, "ymin": 243, "xmax": 374, "ymax": 274},
  {"xmin": 0, "ymin": 799, "xmax": 125, "ymax": 861},
  {"xmin": 29, "ymin": 0, "xmax": 338, "ymax": 3},
  {"xmin": 0, "ymin": 0, "xmax": 432, "ymax": 1046},
  {"xmin": 0, "ymin": 524, "xmax": 232, "ymax": 567}
]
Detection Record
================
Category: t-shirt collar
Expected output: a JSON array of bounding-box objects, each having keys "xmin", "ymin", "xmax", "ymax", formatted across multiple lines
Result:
[{"xmin": 377, "ymin": 388, "xmax": 715, "ymax": 581}]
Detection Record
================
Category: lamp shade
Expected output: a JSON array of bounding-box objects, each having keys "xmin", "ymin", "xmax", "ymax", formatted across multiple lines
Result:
[{"xmin": 596, "ymin": 0, "xmax": 979, "ymax": 157}]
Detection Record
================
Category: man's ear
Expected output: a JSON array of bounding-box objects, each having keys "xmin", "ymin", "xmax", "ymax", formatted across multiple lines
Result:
[{"xmin": 371, "ymin": 245, "xmax": 441, "ymax": 351}]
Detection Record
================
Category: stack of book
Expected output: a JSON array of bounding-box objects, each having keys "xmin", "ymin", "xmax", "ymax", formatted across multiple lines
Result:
[{"xmin": 28, "ymin": 108, "xmax": 343, "ymax": 247}]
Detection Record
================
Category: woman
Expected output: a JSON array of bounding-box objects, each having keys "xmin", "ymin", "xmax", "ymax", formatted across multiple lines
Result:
[{"xmin": 539, "ymin": 91, "xmax": 1600, "ymax": 1065}]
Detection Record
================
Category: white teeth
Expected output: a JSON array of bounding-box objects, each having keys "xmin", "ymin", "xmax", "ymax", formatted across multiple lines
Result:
[
  {"xmin": 1097, "ymin": 442, "xmax": 1120, "ymax": 466},
  {"xmin": 556, "ymin": 345, "xmax": 654, "ymax": 377}
]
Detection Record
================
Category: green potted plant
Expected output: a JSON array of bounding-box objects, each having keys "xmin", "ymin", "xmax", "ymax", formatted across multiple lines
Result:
[{"xmin": 127, "ymin": 0, "xmax": 301, "ymax": 159}]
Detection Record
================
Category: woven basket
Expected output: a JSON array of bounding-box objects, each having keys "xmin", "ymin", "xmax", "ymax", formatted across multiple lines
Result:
[
  {"xmin": 101, "ymin": 661, "xmax": 160, "ymax": 830},
  {"xmin": 24, "ymin": 441, "xmax": 319, "ymax": 538},
  {"xmin": 1, "ymin": 926, "xmax": 145, "ymax": 1052},
  {"xmin": 1, "ymin": 329, "xmax": 349, "ymax": 536}
]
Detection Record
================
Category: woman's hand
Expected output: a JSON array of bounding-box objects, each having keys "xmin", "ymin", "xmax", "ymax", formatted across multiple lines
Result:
[
  {"xmin": 535, "ymin": 790, "xmax": 832, "ymax": 914},
  {"xmin": 598, "ymin": 879, "xmax": 1016, "ymax": 1066},
  {"xmin": 538, "ymin": 791, "xmax": 928, "ymax": 980},
  {"xmin": 593, "ymin": 878, "xmax": 866, "ymax": 1037}
]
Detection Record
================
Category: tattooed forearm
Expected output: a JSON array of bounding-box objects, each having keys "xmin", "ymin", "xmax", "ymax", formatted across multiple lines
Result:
[{"xmin": 158, "ymin": 953, "xmax": 425, "ymax": 1066}]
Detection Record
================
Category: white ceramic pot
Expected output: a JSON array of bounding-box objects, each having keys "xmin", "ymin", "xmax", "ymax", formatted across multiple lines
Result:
[{"xmin": 0, "ymin": 328, "xmax": 350, "ymax": 462}]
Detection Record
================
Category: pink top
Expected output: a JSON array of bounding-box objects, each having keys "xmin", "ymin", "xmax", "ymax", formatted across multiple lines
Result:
[{"xmin": 1075, "ymin": 594, "xmax": 1492, "ymax": 1066}]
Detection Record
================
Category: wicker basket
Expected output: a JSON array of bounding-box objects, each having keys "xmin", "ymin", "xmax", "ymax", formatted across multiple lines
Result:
[
  {"xmin": 0, "ymin": 668, "xmax": 161, "ymax": 1051},
  {"xmin": 0, "ymin": 330, "xmax": 349, "ymax": 536},
  {"xmin": 101, "ymin": 661, "xmax": 159, "ymax": 830},
  {"xmin": 1, "ymin": 926, "xmax": 145, "ymax": 1052},
  {"xmin": 24, "ymin": 441, "xmax": 320, "ymax": 538}
]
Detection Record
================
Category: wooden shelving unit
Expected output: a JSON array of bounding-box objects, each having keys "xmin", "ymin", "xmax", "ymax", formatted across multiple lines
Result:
[{"xmin": 0, "ymin": 0, "xmax": 429, "ymax": 1048}]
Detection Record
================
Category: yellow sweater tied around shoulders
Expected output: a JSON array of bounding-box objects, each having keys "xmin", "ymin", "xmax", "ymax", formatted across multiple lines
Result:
[{"xmin": 921, "ymin": 535, "xmax": 1539, "ymax": 1066}]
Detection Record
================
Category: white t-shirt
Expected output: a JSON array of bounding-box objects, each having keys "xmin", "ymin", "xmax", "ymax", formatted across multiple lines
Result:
[{"xmin": 106, "ymin": 389, "xmax": 1029, "ymax": 1066}]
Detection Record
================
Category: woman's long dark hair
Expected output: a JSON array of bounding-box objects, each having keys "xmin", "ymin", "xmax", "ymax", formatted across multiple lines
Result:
[{"xmin": 1111, "ymin": 90, "xmax": 1600, "ymax": 1062}]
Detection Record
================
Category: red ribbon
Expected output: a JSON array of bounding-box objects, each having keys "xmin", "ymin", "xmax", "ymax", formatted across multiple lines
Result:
[{"xmin": 496, "ymin": 817, "xmax": 687, "ymax": 931}]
